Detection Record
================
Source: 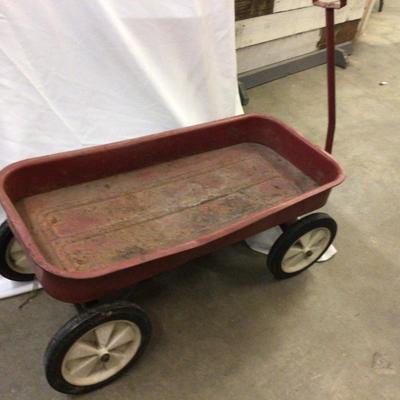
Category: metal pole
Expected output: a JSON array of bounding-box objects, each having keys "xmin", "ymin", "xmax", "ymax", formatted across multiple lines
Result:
[{"xmin": 325, "ymin": 7, "xmax": 336, "ymax": 154}]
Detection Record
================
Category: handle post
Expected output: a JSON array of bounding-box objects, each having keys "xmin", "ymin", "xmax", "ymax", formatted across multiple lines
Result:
[
  {"xmin": 325, "ymin": 7, "xmax": 336, "ymax": 154},
  {"xmin": 313, "ymin": 0, "xmax": 347, "ymax": 154}
]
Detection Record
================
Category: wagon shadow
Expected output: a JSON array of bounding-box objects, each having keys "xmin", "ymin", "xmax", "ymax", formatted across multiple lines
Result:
[{"xmin": 116, "ymin": 241, "xmax": 310, "ymax": 348}]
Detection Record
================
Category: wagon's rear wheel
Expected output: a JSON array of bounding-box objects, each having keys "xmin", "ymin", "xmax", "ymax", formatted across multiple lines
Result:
[
  {"xmin": 0, "ymin": 221, "xmax": 35, "ymax": 281},
  {"xmin": 45, "ymin": 301, "xmax": 151, "ymax": 394},
  {"xmin": 267, "ymin": 213, "xmax": 337, "ymax": 279}
]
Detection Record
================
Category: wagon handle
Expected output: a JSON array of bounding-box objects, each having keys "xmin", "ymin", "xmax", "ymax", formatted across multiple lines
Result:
[{"xmin": 313, "ymin": 0, "xmax": 347, "ymax": 153}]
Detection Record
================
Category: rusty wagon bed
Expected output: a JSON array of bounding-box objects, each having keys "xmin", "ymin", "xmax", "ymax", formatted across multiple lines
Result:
[{"xmin": 16, "ymin": 143, "xmax": 317, "ymax": 273}]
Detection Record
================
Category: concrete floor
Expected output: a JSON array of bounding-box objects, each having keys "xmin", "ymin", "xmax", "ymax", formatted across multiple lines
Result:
[{"xmin": 1, "ymin": 3, "xmax": 400, "ymax": 399}]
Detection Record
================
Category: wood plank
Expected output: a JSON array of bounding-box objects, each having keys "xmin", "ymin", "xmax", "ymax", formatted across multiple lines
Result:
[
  {"xmin": 357, "ymin": 0, "xmax": 375, "ymax": 34},
  {"xmin": 237, "ymin": 29, "xmax": 320, "ymax": 73},
  {"xmin": 237, "ymin": 18, "xmax": 360, "ymax": 73},
  {"xmin": 235, "ymin": 0, "xmax": 275, "ymax": 21},
  {"xmin": 317, "ymin": 19, "xmax": 360, "ymax": 49},
  {"xmin": 236, "ymin": 0, "xmax": 365, "ymax": 49},
  {"xmin": 274, "ymin": 0, "xmax": 312, "ymax": 13}
]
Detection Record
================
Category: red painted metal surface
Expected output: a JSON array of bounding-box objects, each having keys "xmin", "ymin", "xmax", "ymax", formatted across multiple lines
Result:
[
  {"xmin": 324, "ymin": 7, "xmax": 336, "ymax": 154},
  {"xmin": 313, "ymin": 0, "xmax": 347, "ymax": 153},
  {"xmin": 0, "ymin": 114, "xmax": 344, "ymax": 303}
]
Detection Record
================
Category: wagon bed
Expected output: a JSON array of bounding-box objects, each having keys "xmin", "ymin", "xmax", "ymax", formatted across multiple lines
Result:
[{"xmin": 16, "ymin": 143, "xmax": 317, "ymax": 273}]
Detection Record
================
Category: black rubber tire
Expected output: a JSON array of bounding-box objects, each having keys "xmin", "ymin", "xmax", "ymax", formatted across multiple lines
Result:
[
  {"xmin": 0, "ymin": 220, "xmax": 35, "ymax": 281},
  {"xmin": 44, "ymin": 301, "xmax": 152, "ymax": 394},
  {"xmin": 267, "ymin": 213, "xmax": 337, "ymax": 280}
]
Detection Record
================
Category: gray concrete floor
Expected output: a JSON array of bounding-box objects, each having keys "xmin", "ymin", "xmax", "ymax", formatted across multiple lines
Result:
[{"xmin": 1, "ymin": 3, "xmax": 400, "ymax": 399}]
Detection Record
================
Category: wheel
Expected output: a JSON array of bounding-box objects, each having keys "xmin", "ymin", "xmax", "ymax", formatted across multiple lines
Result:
[
  {"xmin": 0, "ymin": 220, "xmax": 35, "ymax": 281},
  {"xmin": 45, "ymin": 301, "xmax": 151, "ymax": 394},
  {"xmin": 267, "ymin": 213, "xmax": 337, "ymax": 280}
]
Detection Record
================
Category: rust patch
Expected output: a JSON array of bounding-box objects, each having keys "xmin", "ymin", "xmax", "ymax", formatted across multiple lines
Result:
[
  {"xmin": 235, "ymin": 0, "xmax": 275, "ymax": 21},
  {"xmin": 317, "ymin": 19, "xmax": 361, "ymax": 50},
  {"xmin": 16, "ymin": 143, "xmax": 317, "ymax": 272}
]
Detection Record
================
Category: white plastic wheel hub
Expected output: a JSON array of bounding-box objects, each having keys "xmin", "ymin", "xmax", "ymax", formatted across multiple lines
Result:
[
  {"xmin": 61, "ymin": 320, "xmax": 142, "ymax": 386},
  {"xmin": 5, "ymin": 238, "xmax": 34, "ymax": 275},
  {"xmin": 281, "ymin": 227, "xmax": 331, "ymax": 273}
]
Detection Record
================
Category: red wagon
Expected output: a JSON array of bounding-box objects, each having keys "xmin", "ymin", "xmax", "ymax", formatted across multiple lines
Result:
[{"xmin": 0, "ymin": 1, "xmax": 346, "ymax": 394}]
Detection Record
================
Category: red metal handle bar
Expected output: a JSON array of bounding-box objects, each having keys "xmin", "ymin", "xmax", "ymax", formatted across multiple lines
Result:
[{"xmin": 313, "ymin": 1, "xmax": 347, "ymax": 153}]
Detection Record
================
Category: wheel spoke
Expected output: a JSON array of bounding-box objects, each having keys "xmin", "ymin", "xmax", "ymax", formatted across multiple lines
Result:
[
  {"xmin": 298, "ymin": 232, "xmax": 313, "ymax": 248},
  {"xmin": 104, "ymin": 352, "xmax": 125, "ymax": 370},
  {"xmin": 309, "ymin": 230, "xmax": 327, "ymax": 248},
  {"xmin": 310, "ymin": 231, "xmax": 329, "ymax": 249},
  {"xmin": 95, "ymin": 323, "xmax": 115, "ymax": 347},
  {"xmin": 15, "ymin": 253, "xmax": 29, "ymax": 266},
  {"xmin": 309, "ymin": 241, "xmax": 325, "ymax": 252},
  {"xmin": 9, "ymin": 239, "xmax": 21, "ymax": 250},
  {"xmin": 284, "ymin": 247, "xmax": 303, "ymax": 261},
  {"xmin": 107, "ymin": 326, "xmax": 136, "ymax": 351},
  {"xmin": 18, "ymin": 258, "xmax": 33, "ymax": 271},
  {"xmin": 69, "ymin": 355, "xmax": 99, "ymax": 377},
  {"xmin": 10, "ymin": 248, "xmax": 24, "ymax": 258},
  {"xmin": 66, "ymin": 341, "xmax": 99, "ymax": 361},
  {"xmin": 283, "ymin": 251, "xmax": 305, "ymax": 269}
]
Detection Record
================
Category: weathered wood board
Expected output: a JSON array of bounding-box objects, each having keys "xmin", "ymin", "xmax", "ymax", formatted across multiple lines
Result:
[
  {"xmin": 237, "ymin": 29, "xmax": 320, "ymax": 73},
  {"xmin": 274, "ymin": 0, "xmax": 313, "ymax": 13},
  {"xmin": 237, "ymin": 19, "xmax": 361, "ymax": 73},
  {"xmin": 235, "ymin": 0, "xmax": 275, "ymax": 21},
  {"xmin": 317, "ymin": 19, "xmax": 360, "ymax": 49},
  {"xmin": 236, "ymin": 0, "xmax": 315, "ymax": 20},
  {"xmin": 235, "ymin": 0, "xmax": 365, "ymax": 48}
]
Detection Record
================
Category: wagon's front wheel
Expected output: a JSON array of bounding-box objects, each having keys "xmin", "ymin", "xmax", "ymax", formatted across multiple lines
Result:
[
  {"xmin": 267, "ymin": 213, "xmax": 337, "ymax": 279},
  {"xmin": 45, "ymin": 301, "xmax": 151, "ymax": 394},
  {"xmin": 0, "ymin": 221, "xmax": 35, "ymax": 281}
]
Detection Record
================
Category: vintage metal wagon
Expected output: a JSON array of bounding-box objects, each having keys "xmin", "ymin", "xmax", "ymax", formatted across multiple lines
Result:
[{"xmin": 0, "ymin": 1, "xmax": 346, "ymax": 394}]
